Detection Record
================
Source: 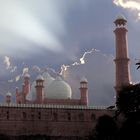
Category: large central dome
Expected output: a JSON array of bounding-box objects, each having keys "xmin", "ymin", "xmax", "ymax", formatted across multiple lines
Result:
[
  {"xmin": 46, "ymin": 76, "xmax": 72, "ymax": 99},
  {"xmin": 26, "ymin": 72, "xmax": 72, "ymax": 101}
]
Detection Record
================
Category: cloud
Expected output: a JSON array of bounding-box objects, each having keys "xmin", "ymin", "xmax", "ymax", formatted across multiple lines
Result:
[
  {"xmin": 3, "ymin": 56, "xmax": 10, "ymax": 69},
  {"xmin": 60, "ymin": 48, "xmax": 99, "ymax": 78},
  {"xmin": 10, "ymin": 66, "xmax": 17, "ymax": 73},
  {"xmin": 32, "ymin": 65, "xmax": 41, "ymax": 73},
  {"xmin": 22, "ymin": 67, "xmax": 29, "ymax": 76},
  {"xmin": 79, "ymin": 48, "xmax": 100, "ymax": 64},
  {"xmin": 113, "ymin": 0, "xmax": 140, "ymax": 19},
  {"xmin": 0, "ymin": 0, "xmax": 65, "ymax": 57},
  {"xmin": 1, "ymin": 48, "xmax": 116, "ymax": 106},
  {"xmin": 8, "ymin": 79, "xmax": 14, "ymax": 83},
  {"xmin": 3, "ymin": 56, "xmax": 17, "ymax": 74},
  {"xmin": 1, "ymin": 0, "xmax": 134, "ymax": 105},
  {"xmin": 0, "ymin": 0, "xmax": 114, "ymax": 61},
  {"xmin": 65, "ymin": 51, "xmax": 115, "ymax": 106},
  {"xmin": 15, "ymin": 75, "xmax": 21, "ymax": 82}
]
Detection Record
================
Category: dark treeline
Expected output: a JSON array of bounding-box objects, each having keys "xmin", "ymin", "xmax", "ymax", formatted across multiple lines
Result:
[
  {"xmin": 94, "ymin": 114, "xmax": 140, "ymax": 140},
  {"xmin": 95, "ymin": 83, "xmax": 140, "ymax": 140}
]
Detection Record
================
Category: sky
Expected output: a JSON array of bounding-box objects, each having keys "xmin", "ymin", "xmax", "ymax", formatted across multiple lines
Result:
[{"xmin": 0, "ymin": 0, "xmax": 140, "ymax": 105}]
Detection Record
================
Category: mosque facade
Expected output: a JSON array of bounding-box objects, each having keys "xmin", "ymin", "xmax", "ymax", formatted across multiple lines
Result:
[
  {"xmin": 0, "ymin": 16, "xmax": 130, "ymax": 138},
  {"xmin": 15, "ymin": 72, "xmax": 88, "ymax": 106}
]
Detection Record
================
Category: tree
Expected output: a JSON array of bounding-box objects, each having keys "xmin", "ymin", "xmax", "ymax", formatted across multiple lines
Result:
[
  {"xmin": 119, "ymin": 116, "xmax": 140, "ymax": 140},
  {"xmin": 116, "ymin": 84, "xmax": 140, "ymax": 140},
  {"xmin": 95, "ymin": 115, "xmax": 118, "ymax": 140},
  {"xmin": 116, "ymin": 84, "xmax": 140, "ymax": 117},
  {"xmin": 136, "ymin": 61, "xmax": 140, "ymax": 70}
]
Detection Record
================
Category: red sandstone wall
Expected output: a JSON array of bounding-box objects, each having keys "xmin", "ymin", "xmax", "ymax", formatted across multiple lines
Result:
[
  {"xmin": 0, "ymin": 106, "xmax": 115, "ymax": 137},
  {"xmin": 43, "ymin": 99, "xmax": 81, "ymax": 105}
]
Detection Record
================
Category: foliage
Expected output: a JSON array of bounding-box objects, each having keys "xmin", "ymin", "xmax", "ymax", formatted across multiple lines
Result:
[
  {"xmin": 116, "ymin": 84, "xmax": 140, "ymax": 116},
  {"xmin": 95, "ymin": 115, "xmax": 118, "ymax": 140},
  {"xmin": 119, "ymin": 116, "xmax": 140, "ymax": 140},
  {"xmin": 136, "ymin": 62, "xmax": 140, "ymax": 70}
]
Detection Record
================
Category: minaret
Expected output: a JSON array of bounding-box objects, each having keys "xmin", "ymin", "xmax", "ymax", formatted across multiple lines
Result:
[
  {"xmin": 80, "ymin": 77, "xmax": 88, "ymax": 105},
  {"xmin": 6, "ymin": 92, "xmax": 12, "ymax": 104},
  {"xmin": 23, "ymin": 73, "xmax": 30, "ymax": 96},
  {"xmin": 15, "ymin": 87, "xmax": 19, "ymax": 103},
  {"xmin": 35, "ymin": 75, "xmax": 44, "ymax": 104},
  {"xmin": 114, "ymin": 15, "xmax": 131, "ymax": 96},
  {"xmin": 22, "ymin": 73, "xmax": 30, "ymax": 103}
]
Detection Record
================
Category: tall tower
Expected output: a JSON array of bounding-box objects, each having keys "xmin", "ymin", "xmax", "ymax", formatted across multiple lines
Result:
[
  {"xmin": 6, "ymin": 92, "xmax": 12, "ymax": 104},
  {"xmin": 80, "ymin": 77, "xmax": 88, "ymax": 105},
  {"xmin": 35, "ymin": 75, "xmax": 44, "ymax": 104},
  {"xmin": 23, "ymin": 73, "xmax": 30, "ymax": 95},
  {"xmin": 114, "ymin": 15, "xmax": 131, "ymax": 96}
]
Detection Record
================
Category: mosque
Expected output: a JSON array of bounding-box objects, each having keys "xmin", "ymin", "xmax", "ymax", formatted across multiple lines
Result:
[
  {"xmin": 0, "ymin": 16, "xmax": 131, "ymax": 138},
  {"xmin": 15, "ymin": 72, "xmax": 88, "ymax": 106}
]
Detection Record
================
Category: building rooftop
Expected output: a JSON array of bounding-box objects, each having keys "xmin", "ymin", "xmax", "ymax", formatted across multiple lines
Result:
[{"xmin": 0, "ymin": 103, "xmax": 115, "ymax": 110}]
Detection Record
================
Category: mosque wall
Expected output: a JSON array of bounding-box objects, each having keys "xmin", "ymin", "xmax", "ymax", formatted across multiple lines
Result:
[
  {"xmin": 43, "ymin": 98, "xmax": 81, "ymax": 105},
  {"xmin": 0, "ymin": 105, "xmax": 114, "ymax": 137}
]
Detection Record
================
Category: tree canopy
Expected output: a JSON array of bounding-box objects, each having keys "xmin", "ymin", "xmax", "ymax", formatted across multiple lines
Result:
[{"xmin": 116, "ymin": 84, "xmax": 140, "ymax": 117}]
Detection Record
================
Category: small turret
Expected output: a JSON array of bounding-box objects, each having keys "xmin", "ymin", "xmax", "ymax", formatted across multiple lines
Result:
[
  {"xmin": 6, "ymin": 92, "xmax": 12, "ymax": 104},
  {"xmin": 15, "ymin": 87, "xmax": 22, "ymax": 104},
  {"xmin": 23, "ymin": 73, "xmax": 30, "ymax": 95},
  {"xmin": 16, "ymin": 87, "xmax": 19, "ymax": 103},
  {"xmin": 80, "ymin": 77, "xmax": 88, "ymax": 105},
  {"xmin": 22, "ymin": 73, "xmax": 30, "ymax": 103},
  {"xmin": 35, "ymin": 75, "xmax": 44, "ymax": 104}
]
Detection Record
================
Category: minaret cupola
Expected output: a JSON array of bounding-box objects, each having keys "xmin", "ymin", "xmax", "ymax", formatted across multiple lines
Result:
[{"xmin": 114, "ymin": 15, "xmax": 127, "ymax": 27}]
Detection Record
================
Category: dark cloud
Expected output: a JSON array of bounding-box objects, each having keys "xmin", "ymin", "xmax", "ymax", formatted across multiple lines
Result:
[{"xmin": 65, "ymin": 51, "xmax": 115, "ymax": 106}]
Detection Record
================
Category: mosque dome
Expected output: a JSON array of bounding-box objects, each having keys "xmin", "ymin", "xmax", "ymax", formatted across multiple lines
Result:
[
  {"xmin": 42, "ymin": 72, "xmax": 55, "ymax": 98},
  {"xmin": 42, "ymin": 72, "xmax": 54, "ymax": 83},
  {"xmin": 26, "ymin": 73, "xmax": 72, "ymax": 101},
  {"xmin": 46, "ymin": 76, "xmax": 72, "ymax": 99}
]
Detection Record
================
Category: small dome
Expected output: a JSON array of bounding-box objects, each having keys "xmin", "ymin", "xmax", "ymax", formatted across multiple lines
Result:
[
  {"xmin": 46, "ymin": 76, "xmax": 72, "ymax": 99},
  {"xmin": 36, "ymin": 75, "xmax": 44, "ymax": 80},
  {"xmin": 6, "ymin": 92, "xmax": 12, "ymax": 96},
  {"xmin": 80, "ymin": 77, "xmax": 88, "ymax": 82},
  {"xmin": 24, "ymin": 73, "xmax": 30, "ymax": 78},
  {"xmin": 116, "ymin": 14, "xmax": 126, "ymax": 21}
]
